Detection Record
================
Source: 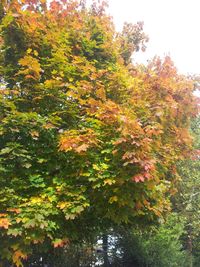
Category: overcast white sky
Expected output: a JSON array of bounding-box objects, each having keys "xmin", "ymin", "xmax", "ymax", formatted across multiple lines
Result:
[{"xmin": 106, "ymin": 0, "xmax": 200, "ymax": 75}]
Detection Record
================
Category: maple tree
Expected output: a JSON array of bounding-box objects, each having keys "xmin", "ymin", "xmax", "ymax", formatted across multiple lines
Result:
[{"xmin": 0, "ymin": 0, "xmax": 198, "ymax": 265}]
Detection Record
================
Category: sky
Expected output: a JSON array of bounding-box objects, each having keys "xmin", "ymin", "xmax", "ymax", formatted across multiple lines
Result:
[{"xmin": 106, "ymin": 0, "xmax": 200, "ymax": 75}]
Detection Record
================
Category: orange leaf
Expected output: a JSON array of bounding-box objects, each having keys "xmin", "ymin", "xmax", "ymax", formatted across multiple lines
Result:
[
  {"xmin": 0, "ymin": 218, "xmax": 10, "ymax": 229},
  {"xmin": 12, "ymin": 250, "xmax": 27, "ymax": 267},
  {"xmin": 75, "ymin": 144, "xmax": 89, "ymax": 153},
  {"xmin": 53, "ymin": 238, "xmax": 69, "ymax": 248}
]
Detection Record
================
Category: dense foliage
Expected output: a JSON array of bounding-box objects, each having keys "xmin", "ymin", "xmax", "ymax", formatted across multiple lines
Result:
[
  {"xmin": 0, "ymin": 0, "xmax": 198, "ymax": 265},
  {"xmin": 175, "ymin": 116, "xmax": 200, "ymax": 267},
  {"xmin": 110, "ymin": 214, "xmax": 187, "ymax": 267}
]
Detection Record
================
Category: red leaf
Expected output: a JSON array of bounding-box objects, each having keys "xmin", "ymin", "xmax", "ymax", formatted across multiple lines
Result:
[{"xmin": 132, "ymin": 174, "xmax": 145, "ymax": 183}]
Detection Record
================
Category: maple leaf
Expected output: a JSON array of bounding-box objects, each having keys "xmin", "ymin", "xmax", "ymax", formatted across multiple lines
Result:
[
  {"xmin": 132, "ymin": 174, "xmax": 145, "ymax": 183},
  {"xmin": 52, "ymin": 238, "xmax": 69, "ymax": 248},
  {"xmin": 75, "ymin": 143, "xmax": 89, "ymax": 153},
  {"xmin": 12, "ymin": 250, "xmax": 27, "ymax": 267},
  {"xmin": 0, "ymin": 217, "xmax": 10, "ymax": 229}
]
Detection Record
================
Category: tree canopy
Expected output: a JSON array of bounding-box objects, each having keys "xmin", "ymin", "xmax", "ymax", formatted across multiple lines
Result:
[{"xmin": 0, "ymin": 0, "xmax": 198, "ymax": 265}]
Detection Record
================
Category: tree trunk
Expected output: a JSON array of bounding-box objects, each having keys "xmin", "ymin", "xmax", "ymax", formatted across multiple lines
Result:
[
  {"xmin": 103, "ymin": 234, "xmax": 109, "ymax": 267},
  {"xmin": 187, "ymin": 226, "xmax": 193, "ymax": 267}
]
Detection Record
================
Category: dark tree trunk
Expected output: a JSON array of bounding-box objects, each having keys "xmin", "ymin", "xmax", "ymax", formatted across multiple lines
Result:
[{"xmin": 103, "ymin": 234, "xmax": 110, "ymax": 267}]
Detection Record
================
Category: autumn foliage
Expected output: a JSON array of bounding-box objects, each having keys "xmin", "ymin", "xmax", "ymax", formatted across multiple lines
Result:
[{"xmin": 0, "ymin": 0, "xmax": 198, "ymax": 265}]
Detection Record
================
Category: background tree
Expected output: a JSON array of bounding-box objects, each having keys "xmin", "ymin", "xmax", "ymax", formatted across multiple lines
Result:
[
  {"xmin": 174, "ymin": 116, "xmax": 200, "ymax": 267},
  {"xmin": 109, "ymin": 214, "xmax": 186, "ymax": 267}
]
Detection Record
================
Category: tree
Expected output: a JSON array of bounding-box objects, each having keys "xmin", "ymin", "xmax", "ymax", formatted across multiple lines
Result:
[
  {"xmin": 109, "ymin": 214, "xmax": 187, "ymax": 267},
  {"xmin": 175, "ymin": 116, "xmax": 200, "ymax": 267},
  {"xmin": 0, "ymin": 0, "xmax": 198, "ymax": 265}
]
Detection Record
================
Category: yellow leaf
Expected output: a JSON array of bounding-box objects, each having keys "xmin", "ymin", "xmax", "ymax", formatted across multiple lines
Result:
[
  {"xmin": 33, "ymin": 50, "xmax": 38, "ymax": 56},
  {"xmin": 27, "ymin": 48, "xmax": 32, "ymax": 54},
  {"xmin": 93, "ymin": 164, "xmax": 100, "ymax": 171},
  {"xmin": 18, "ymin": 55, "xmax": 41, "ymax": 79},
  {"xmin": 109, "ymin": 196, "xmax": 118, "ymax": 204},
  {"xmin": 104, "ymin": 179, "xmax": 115, "ymax": 185},
  {"xmin": 57, "ymin": 202, "xmax": 71, "ymax": 210},
  {"xmin": 30, "ymin": 197, "xmax": 42, "ymax": 204},
  {"xmin": 96, "ymin": 87, "xmax": 106, "ymax": 100}
]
